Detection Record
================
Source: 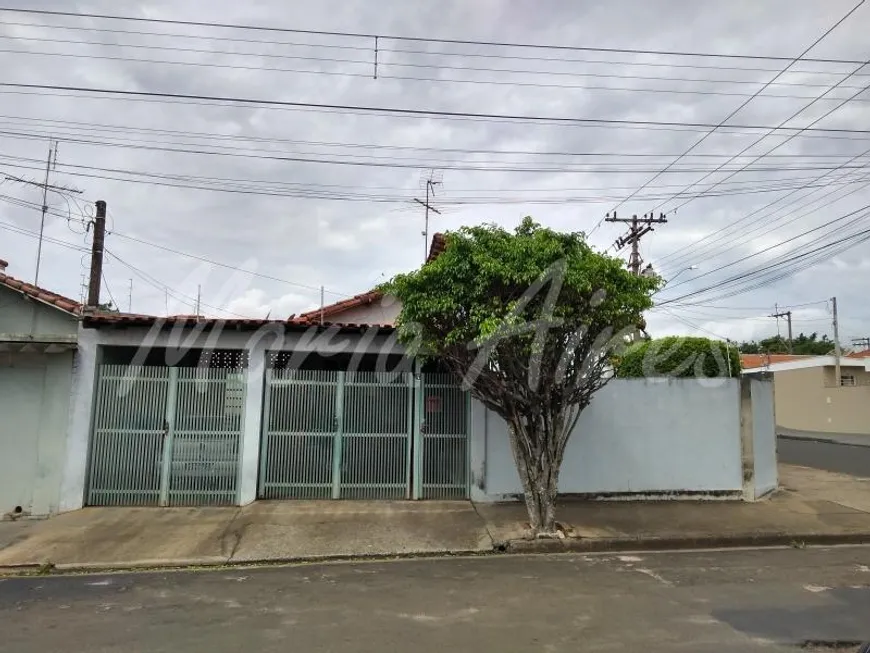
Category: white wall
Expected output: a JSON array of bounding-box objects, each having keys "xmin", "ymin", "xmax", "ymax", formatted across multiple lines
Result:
[
  {"xmin": 0, "ymin": 352, "xmax": 74, "ymax": 516},
  {"xmin": 327, "ymin": 297, "xmax": 402, "ymax": 326},
  {"xmin": 473, "ymin": 378, "xmax": 747, "ymax": 500},
  {"xmin": 751, "ymin": 379, "xmax": 778, "ymax": 498}
]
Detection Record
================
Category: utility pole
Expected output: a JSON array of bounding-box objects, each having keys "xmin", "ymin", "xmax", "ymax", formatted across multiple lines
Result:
[
  {"xmin": 852, "ymin": 336, "xmax": 870, "ymax": 351},
  {"xmin": 127, "ymin": 278, "xmax": 133, "ymax": 313},
  {"xmin": 415, "ymin": 171, "xmax": 442, "ymax": 262},
  {"xmin": 605, "ymin": 211, "xmax": 668, "ymax": 275},
  {"xmin": 86, "ymin": 200, "xmax": 107, "ymax": 308},
  {"xmin": 195, "ymin": 284, "xmax": 202, "ymax": 319},
  {"xmin": 832, "ymin": 296, "xmax": 841, "ymax": 386},
  {"xmin": 770, "ymin": 307, "xmax": 793, "ymax": 353}
]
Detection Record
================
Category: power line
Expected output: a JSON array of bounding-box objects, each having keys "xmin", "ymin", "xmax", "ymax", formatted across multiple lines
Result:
[
  {"xmin": 6, "ymin": 153, "xmax": 869, "ymax": 209},
  {"xmin": 0, "ymin": 190, "xmax": 351, "ymax": 298},
  {"xmin": 2, "ymin": 81, "xmax": 870, "ymax": 134},
  {"xmin": 4, "ymin": 133, "xmax": 870, "ymax": 176},
  {"xmin": 104, "ymin": 248, "xmax": 251, "ymax": 319},
  {"xmin": 656, "ymin": 170, "xmax": 870, "ymax": 282},
  {"xmin": 5, "ymin": 112, "xmax": 870, "ymax": 155},
  {"xmin": 659, "ymin": 202, "xmax": 870, "ymax": 295},
  {"xmin": 5, "ymin": 20, "xmax": 870, "ymax": 78},
  {"xmin": 2, "ymin": 6, "xmax": 867, "ymax": 66},
  {"xmin": 6, "ymin": 41, "xmax": 870, "ymax": 100},
  {"xmin": 606, "ymin": 0, "xmax": 867, "ymax": 215},
  {"xmin": 101, "ymin": 270, "xmax": 118, "ymax": 309},
  {"xmin": 653, "ymin": 71, "xmax": 870, "ymax": 217},
  {"xmin": 655, "ymin": 145, "xmax": 870, "ymax": 273},
  {"xmin": 658, "ymin": 218, "xmax": 870, "ymax": 306}
]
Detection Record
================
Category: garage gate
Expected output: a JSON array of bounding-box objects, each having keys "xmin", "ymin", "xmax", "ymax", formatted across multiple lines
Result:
[
  {"xmin": 259, "ymin": 370, "xmax": 469, "ymax": 500},
  {"xmin": 86, "ymin": 364, "xmax": 246, "ymax": 506}
]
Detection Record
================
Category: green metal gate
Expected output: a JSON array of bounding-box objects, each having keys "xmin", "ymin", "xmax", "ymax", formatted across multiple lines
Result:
[
  {"xmin": 417, "ymin": 373, "xmax": 470, "ymax": 499},
  {"xmin": 259, "ymin": 369, "xmax": 468, "ymax": 500},
  {"xmin": 87, "ymin": 365, "xmax": 246, "ymax": 506}
]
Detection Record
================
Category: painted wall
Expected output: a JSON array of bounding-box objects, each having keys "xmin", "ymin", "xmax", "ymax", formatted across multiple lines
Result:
[
  {"xmin": 0, "ymin": 286, "xmax": 77, "ymax": 337},
  {"xmin": 327, "ymin": 295, "xmax": 402, "ymax": 326},
  {"xmin": 751, "ymin": 379, "xmax": 778, "ymax": 498},
  {"xmin": 0, "ymin": 351, "xmax": 74, "ymax": 516},
  {"xmin": 774, "ymin": 366, "xmax": 870, "ymax": 435},
  {"xmin": 1, "ymin": 292, "xmax": 77, "ymax": 516},
  {"xmin": 472, "ymin": 378, "xmax": 746, "ymax": 500}
]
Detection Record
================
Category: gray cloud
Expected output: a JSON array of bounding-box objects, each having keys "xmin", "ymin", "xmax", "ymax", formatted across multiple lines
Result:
[{"xmin": 0, "ymin": 0, "xmax": 868, "ymax": 344}]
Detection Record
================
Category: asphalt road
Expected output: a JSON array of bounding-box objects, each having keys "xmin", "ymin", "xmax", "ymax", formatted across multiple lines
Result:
[
  {"xmin": 778, "ymin": 437, "xmax": 870, "ymax": 477},
  {"xmin": 1, "ymin": 547, "xmax": 869, "ymax": 652}
]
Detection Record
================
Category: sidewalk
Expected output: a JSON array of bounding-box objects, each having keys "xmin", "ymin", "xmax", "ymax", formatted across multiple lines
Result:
[
  {"xmin": 2, "ymin": 464, "xmax": 870, "ymax": 572},
  {"xmin": 778, "ymin": 426, "xmax": 870, "ymax": 448}
]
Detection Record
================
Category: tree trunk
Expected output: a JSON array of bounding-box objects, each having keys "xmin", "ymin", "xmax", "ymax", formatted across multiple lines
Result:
[{"xmin": 508, "ymin": 420, "xmax": 562, "ymax": 536}]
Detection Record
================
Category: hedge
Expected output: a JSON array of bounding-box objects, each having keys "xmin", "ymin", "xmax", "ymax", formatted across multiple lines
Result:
[{"xmin": 616, "ymin": 336, "xmax": 741, "ymax": 379}]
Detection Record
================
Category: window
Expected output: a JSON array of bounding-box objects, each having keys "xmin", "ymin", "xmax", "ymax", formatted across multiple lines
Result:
[{"xmin": 840, "ymin": 374, "xmax": 856, "ymax": 387}]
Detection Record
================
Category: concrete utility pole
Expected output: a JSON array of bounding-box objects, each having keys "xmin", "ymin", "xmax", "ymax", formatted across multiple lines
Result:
[
  {"xmin": 86, "ymin": 200, "xmax": 107, "ymax": 308},
  {"xmin": 832, "ymin": 296, "xmax": 841, "ymax": 385},
  {"xmin": 415, "ymin": 171, "xmax": 442, "ymax": 262},
  {"xmin": 127, "ymin": 278, "xmax": 133, "ymax": 313},
  {"xmin": 770, "ymin": 307, "xmax": 793, "ymax": 353},
  {"xmin": 605, "ymin": 211, "xmax": 668, "ymax": 275},
  {"xmin": 852, "ymin": 336, "xmax": 870, "ymax": 350}
]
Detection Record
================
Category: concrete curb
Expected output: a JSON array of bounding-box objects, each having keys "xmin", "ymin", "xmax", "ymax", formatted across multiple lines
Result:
[
  {"xmin": 778, "ymin": 434, "xmax": 870, "ymax": 449},
  {"xmin": 4, "ymin": 532, "xmax": 870, "ymax": 576},
  {"xmin": 0, "ymin": 549, "xmax": 492, "ymax": 577},
  {"xmin": 504, "ymin": 531, "xmax": 870, "ymax": 554}
]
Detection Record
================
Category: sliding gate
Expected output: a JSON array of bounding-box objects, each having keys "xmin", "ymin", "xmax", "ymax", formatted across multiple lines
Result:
[
  {"xmin": 86, "ymin": 365, "xmax": 246, "ymax": 506},
  {"xmin": 259, "ymin": 370, "xmax": 468, "ymax": 500}
]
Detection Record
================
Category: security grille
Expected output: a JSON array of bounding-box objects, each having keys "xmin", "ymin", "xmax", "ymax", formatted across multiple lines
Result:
[{"xmin": 86, "ymin": 364, "xmax": 246, "ymax": 506}]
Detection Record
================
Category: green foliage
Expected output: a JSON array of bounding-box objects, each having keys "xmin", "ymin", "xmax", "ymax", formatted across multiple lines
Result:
[
  {"xmin": 616, "ymin": 336, "xmax": 740, "ymax": 379},
  {"xmin": 738, "ymin": 332, "xmax": 834, "ymax": 356},
  {"xmin": 380, "ymin": 218, "xmax": 660, "ymax": 375},
  {"xmin": 381, "ymin": 218, "xmax": 661, "ymax": 533}
]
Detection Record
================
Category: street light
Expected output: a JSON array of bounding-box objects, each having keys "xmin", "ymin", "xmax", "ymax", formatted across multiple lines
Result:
[{"xmin": 663, "ymin": 265, "xmax": 699, "ymax": 287}]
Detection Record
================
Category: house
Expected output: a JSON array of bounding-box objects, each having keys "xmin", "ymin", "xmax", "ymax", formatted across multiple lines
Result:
[
  {"xmin": 0, "ymin": 259, "xmax": 80, "ymax": 517},
  {"xmin": 294, "ymin": 233, "xmax": 448, "ymax": 327},
  {"xmin": 742, "ymin": 353, "xmax": 870, "ymax": 435},
  {"xmin": 6, "ymin": 229, "xmax": 777, "ymax": 514}
]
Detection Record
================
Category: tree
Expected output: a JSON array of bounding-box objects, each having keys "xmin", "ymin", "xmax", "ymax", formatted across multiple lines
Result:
[
  {"xmin": 381, "ymin": 218, "xmax": 659, "ymax": 535},
  {"xmin": 738, "ymin": 332, "xmax": 834, "ymax": 356},
  {"xmin": 617, "ymin": 336, "xmax": 740, "ymax": 378}
]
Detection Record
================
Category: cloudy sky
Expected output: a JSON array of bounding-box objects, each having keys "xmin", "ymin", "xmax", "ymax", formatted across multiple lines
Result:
[{"xmin": 0, "ymin": 0, "xmax": 868, "ymax": 346}]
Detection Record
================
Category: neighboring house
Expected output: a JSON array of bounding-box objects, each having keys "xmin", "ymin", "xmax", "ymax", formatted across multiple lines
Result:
[
  {"xmin": 0, "ymin": 259, "xmax": 80, "ymax": 517},
  {"xmin": 294, "ymin": 233, "xmax": 447, "ymax": 327},
  {"xmin": 742, "ymin": 354, "xmax": 870, "ymax": 435}
]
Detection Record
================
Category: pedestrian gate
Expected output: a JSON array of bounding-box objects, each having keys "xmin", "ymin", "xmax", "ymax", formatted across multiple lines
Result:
[
  {"xmin": 259, "ymin": 370, "xmax": 468, "ymax": 500},
  {"xmin": 86, "ymin": 365, "xmax": 246, "ymax": 506}
]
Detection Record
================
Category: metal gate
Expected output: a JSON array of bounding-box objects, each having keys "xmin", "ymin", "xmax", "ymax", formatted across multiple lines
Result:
[
  {"xmin": 417, "ymin": 373, "xmax": 470, "ymax": 499},
  {"xmin": 259, "ymin": 369, "xmax": 468, "ymax": 500},
  {"xmin": 87, "ymin": 365, "xmax": 246, "ymax": 506}
]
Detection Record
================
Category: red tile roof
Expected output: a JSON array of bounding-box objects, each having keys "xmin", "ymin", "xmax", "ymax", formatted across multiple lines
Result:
[
  {"xmin": 740, "ymin": 353, "xmax": 811, "ymax": 369},
  {"xmin": 297, "ymin": 289, "xmax": 383, "ymax": 324},
  {"xmin": 848, "ymin": 349, "xmax": 870, "ymax": 359},
  {"xmin": 0, "ymin": 272, "xmax": 81, "ymax": 315},
  {"xmin": 299, "ymin": 232, "xmax": 449, "ymax": 323},
  {"xmin": 82, "ymin": 312, "xmax": 393, "ymax": 331}
]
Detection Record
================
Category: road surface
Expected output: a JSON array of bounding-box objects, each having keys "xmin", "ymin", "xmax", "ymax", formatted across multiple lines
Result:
[
  {"xmin": 1, "ymin": 547, "xmax": 869, "ymax": 652},
  {"xmin": 778, "ymin": 436, "xmax": 870, "ymax": 477}
]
